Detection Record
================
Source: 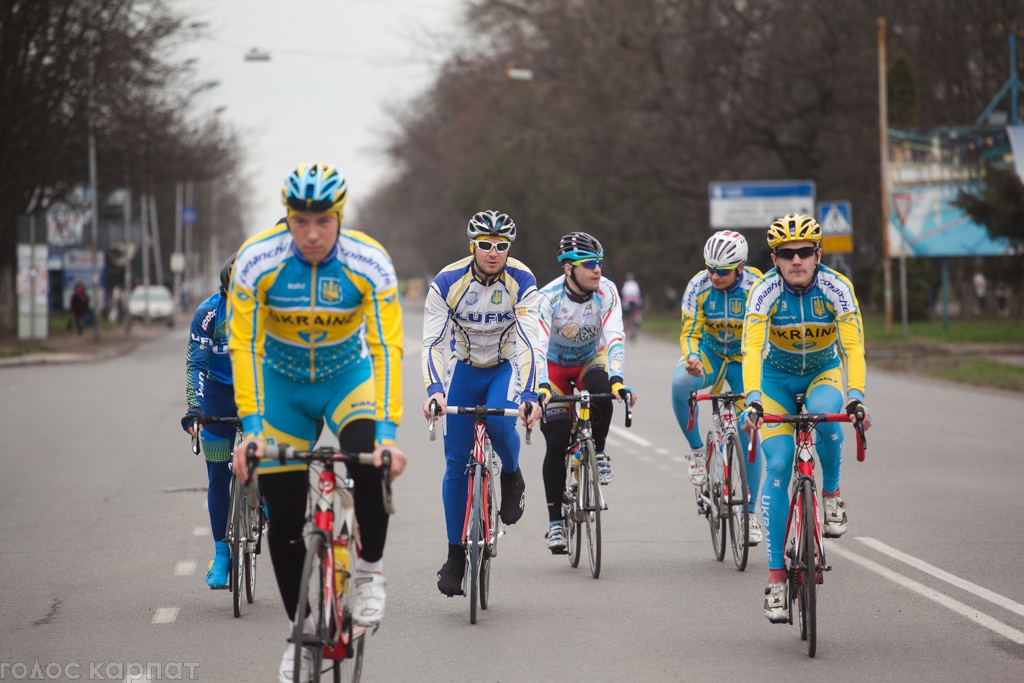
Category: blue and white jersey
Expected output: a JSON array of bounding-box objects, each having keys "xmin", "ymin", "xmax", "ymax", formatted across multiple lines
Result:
[
  {"xmin": 421, "ymin": 256, "xmax": 542, "ymax": 402},
  {"xmin": 186, "ymin": 291, "xmax": 232, "ymax": 409},
  {"xmin": 536, "ymin": 276, "xmax": 625, "ymax": 382}
]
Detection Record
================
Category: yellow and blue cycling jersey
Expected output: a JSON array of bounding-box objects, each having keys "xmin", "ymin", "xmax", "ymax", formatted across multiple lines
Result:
[
  {"xmin": 679, "ymin": 266, "xmax": 763, "ymax": 362},
  {"xmin": 228, "ymin": 221, "xmax": 403, "ymax": 446},
  {"xmin": 742, "ymin": 264, "xmax": 865, "ymax": 406}
]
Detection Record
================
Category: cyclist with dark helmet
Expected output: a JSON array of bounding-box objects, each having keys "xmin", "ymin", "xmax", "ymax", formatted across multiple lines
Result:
[
  {"xmin": 182, "ymin": 252, "xmax": 239, "ymax": 590},
  {"xmin": 535, "ymin": 232, "xmax": 637, "ymax": 553},
  {"xmin": 422, "ymin": 210, "xmax": 542, "ymax": 596},
  {"xmin": 228, "ymin": 163, "xmax": 407, "ymax": 682}
]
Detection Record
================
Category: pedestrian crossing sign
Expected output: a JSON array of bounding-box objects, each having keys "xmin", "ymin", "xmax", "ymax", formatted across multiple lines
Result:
[{"xmin": 817, "ymin": 201, "xmax": 853, "ymax": 254}]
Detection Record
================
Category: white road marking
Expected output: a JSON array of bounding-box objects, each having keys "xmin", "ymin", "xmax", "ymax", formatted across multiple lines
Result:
[
  {"xmin": 671, "ymin": 456, "xmax": 688, "ymax": 464},
  {"xmin": 830, "ymin": 545, "xmax": 1024, "ymax": 645},
  {"xmin": 625, "ymin": 447, "xmax": 638, "ymax": 455},
  {"xmin": 857, "ymin": 537, "xmax": 1024, "ymax": 619},
  {"xmin": 151, "ymin": 607, "xmax": 179, "ymax": 624},
  {"xmin": 192, "ymin": 526, "xmax": 207, "ymax": 536},
  {"xmin": 605, "ymin": 436, "xmax": 624, "ymax": 448},
  {"xmin": 609, "ymin": 425, "xmax": 652, "ymax": 447},
  {"xmin": 174, "ymin": 561, "xmax": 196, "ymax": 576},
  {"xmin": 655, "ymin": 447, "xmax": 670, "ymax": 455}
]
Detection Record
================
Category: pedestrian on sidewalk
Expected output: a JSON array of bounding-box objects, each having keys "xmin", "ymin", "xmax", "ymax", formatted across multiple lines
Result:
[{"xmin": 70, "ymin": 282, "xmax": 90, "ymax": 334}]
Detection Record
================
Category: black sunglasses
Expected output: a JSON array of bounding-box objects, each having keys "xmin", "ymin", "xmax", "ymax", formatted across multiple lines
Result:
[
  {"xmin": 475, "ymin": 240, "xmax": 510, "ymax": 253},
  {"xmin": 774, "ymin": 246, "xmax": 818, "ymax": 261}
]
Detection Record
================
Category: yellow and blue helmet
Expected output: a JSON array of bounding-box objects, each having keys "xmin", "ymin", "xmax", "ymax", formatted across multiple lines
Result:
[
  {"xmin": 281, "ymin": 163, "xmax": 348, "ymax": 224},
  {"xmin": 766, "ymin": 214, "xmax": 822, "ymax": 250}
]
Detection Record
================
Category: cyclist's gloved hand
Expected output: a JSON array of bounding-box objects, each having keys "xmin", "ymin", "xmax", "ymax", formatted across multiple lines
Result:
[
  {"xmin": 181, "ymin": 407, "xmax": 204, "ymax": 432},
  {"xmin": 537, "ymin": 383, "xmax": 552, "ymax": 406},
  {"xmin": 846, "ymin": 399, "xmax": 871, "ymax": 430},
  {"xmin": 611, "ymin": 380, "xmax": 635, "ymax": 405},
  {"xmin": 741, "ymin": 401, "xmax": 763, "ymax": 431}
]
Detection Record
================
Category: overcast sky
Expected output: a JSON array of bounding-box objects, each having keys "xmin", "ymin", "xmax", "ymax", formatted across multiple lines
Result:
[{"xmin": 174, "ymin": 0, "xmax": 466, "ymax": 233}]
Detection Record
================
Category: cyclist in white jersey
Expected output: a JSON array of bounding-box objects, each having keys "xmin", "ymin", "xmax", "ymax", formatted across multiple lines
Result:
[
  {"xmin": 536, "ymin": 232, "xmax": 637, "ymax": 553},
  {"xmin": 421, "ymin": 210, "xmax": 543, "ymax": 596}
]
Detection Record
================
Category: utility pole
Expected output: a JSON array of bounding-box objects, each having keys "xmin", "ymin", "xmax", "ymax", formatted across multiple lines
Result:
[
  {"xmin": 87, "ymin": 30, "xmax": 101, "ymax": 343},
  {"xmin": 173, "ymin": 181, "xmax": 183, "ymax": 309},
  {"xmin": 141, "ymin": 190, "xmax": 150, "ymax": 324},
  {"xmin": 878, "ymin": 18, "xmax": 894, "ymax": 336},
  {"xmin": 184, "ymin": 179, "xmax": 195, "ymax": 308},
  {"xmin": 149, "ymin": 193, "xmax": 164, "ymax": 288}
]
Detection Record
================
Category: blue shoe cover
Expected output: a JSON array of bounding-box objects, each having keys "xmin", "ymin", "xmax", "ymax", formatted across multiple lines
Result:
[{"xmin": 206, "ymin": 541, "xmax": 230, "ymax": 589}]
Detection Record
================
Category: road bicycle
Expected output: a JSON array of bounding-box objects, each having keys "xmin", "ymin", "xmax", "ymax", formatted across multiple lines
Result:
[
  {"xmin": 428, "ymin": 401, "xmax": 531, "ymax": 624},
  {"xmin": 185, "ymin": 413, "xmax": 264, "ymax": 617},
  {"xmin": 245, "ymin": 443, "xmax": 395, "ymax": 682},
  {"xmin": 544, "ymin": 390, "xmax": 632, "ymax": 579},
  {"xmin": 686, "ymin": 389, "xmax": 750, "ymax": 571},
  {"xmin": 749, "ymin": 394, "xmax": 866, "ymax": 657}
]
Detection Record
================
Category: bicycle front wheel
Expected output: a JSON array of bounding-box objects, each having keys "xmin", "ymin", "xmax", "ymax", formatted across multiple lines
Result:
[
  {"xmin": 582, "ymin": 440, "xmax": 602, "ymax": 578},
  {"xmin": 332, "ymin": 630, "xmax": 365, "ymax": 683},
  {"xmin": 797, "ymin": 479, "xmax": 818, "ymax": 657},
  {"xmin": 705, "ymin": 436, "xmax": 726, "ymax": 562},
  {"xmin": 294, "ymin": 534, "xmax": 329, "ymax": 681},
  {"xmin": 228, "ymin": 476, "xmax": 244, "ymax": 618},
  {"xmin": 468, "ymin": 465, "xmax": 483, "ymax": 624},
  {"xmin": 564, "ymin": 450, "xmax": 582, "ymax": 568},
  {"xmin": 725, "ymin": 433, "xmax": 750, "ymax": 571},
  {"xmin": 244, "ymin": 491, "xmax": 262, "ymax": 604}
]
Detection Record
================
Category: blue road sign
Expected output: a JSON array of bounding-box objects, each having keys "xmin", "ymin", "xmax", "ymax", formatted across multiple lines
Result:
[
  {"xmin": 817, "ymin": 201, "xmax": 852, "ymax": 235},
  {"xmin": 182, "ymin": 206, "xmax": 198, "ymax": 227},
  {"xmin": 709, "ymin": 180, "xmax": 816, "ymax": 229}
]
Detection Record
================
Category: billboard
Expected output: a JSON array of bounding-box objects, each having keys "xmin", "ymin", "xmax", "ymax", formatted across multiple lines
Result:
[
  {"xmin": 887, "ymin": 126, "xmax": 1016, "ymax": 257},
  {"xmin": 709, "ymin": 180, "xmax": 815, "ymax": 229}
]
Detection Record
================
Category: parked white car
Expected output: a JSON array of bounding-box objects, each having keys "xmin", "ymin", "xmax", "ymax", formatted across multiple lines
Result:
[{"xmin": 128, "ymin": 285, "xmax": 175, "ymax": 327}]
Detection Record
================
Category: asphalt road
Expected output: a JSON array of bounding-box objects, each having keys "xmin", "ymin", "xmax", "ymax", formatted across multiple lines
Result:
[{"xmin": 2, "ymin": 312, "xmax": 1023, "ymax": 682}]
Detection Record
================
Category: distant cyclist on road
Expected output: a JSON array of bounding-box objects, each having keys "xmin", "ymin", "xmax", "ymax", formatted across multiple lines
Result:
[
  {"xmin": 536, "ymin": 232, "xmax": 637, "ymax": 553},
  {"xmin": 228, "ymin": 164, "xmax": 407, "ymax": 683},
  {"xmin": 620, "ymin": 272, "xmax": 643, "ymax": 339},
  {"xmin": 421, "ymin": 210, "xmax": 542, "ymax": 597},
  {"xmin": 739, "ymin": 214, "xmax": 871, "ymax": 624},
  {"xmin": 182, "ymin": 253, "xmax": 238, "ymax": 589},
  {"xmin": 670, "ymin": 231, "xmax": 764, "ymax": 546}
]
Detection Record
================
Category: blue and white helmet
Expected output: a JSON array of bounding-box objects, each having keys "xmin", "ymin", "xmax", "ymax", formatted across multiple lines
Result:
[
  {"xmin": 467, "ymin": 210, "xmax": 517, "ymax": 242},
  {"xmin": 557, "ymin": 232, "xmax": 604, "ymax": 262},
  {"xmin": 281, "ymin": 163, "xmax": 348, "ymax": 220}
]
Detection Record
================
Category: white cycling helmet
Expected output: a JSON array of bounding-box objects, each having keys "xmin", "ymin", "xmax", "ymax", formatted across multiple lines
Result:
[
  {"xmin": 467, "ymin": 210, "xmax": 517, "ymax": 242},
  {"xmin": 704, "ymin": 230, "xmax": 748, "ymax": 268}
]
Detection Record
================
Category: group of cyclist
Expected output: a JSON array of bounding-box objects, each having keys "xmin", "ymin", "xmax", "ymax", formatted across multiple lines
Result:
[
  {"xmin": 670, "ymin": 216, "xmax": 872, "ymax": 623},
  {"xmin": 181, "ymin": 161, "xmax": 870, "ymax": 681}
]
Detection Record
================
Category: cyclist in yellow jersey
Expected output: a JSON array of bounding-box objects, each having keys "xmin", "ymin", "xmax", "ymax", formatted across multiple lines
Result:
[
  {"xmin": 740, "ymin": 214, "xmax": 871, "ymax": 624},
  {"xmin": 229, "ymin": 164, "xmax": 407, "ymax": 683}
]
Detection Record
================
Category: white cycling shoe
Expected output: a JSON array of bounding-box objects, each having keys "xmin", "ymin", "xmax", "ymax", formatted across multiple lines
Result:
[
  {"xmin": 278, "ymin": 644, "xmax": 313, "ymax": 683},
  {"xmin": 764, "ymin": 582, "xmax": 789, "ymax": 623},
  {"xmin": 823, "ymin": 495, "xmax": 848, "ymax": 538},
  {"xmin": 350, "ymin": 571, "xmax": 387, "ymax": 626},
  {"xmin": 686, "ymin": 449, "xmax": 706, "ymax": 487},
  {"xmin": 747, "ymin": 514, "xmax": 763, "ymax": 546}
]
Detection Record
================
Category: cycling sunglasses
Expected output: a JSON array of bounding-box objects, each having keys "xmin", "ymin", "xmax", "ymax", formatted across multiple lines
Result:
[
  {"xmin": 774, "ymin": 246, "xmax": 818, "ymax": 261},
  {"xmin": 706, "ymin": 263, "xmax": 739, "ymax": 277},
  {"xmin": 475, "ymin": 240, "xmax": 510, "ymax": 253},
  {"xmin": 571, "ymin": 259, "xmax": 603, "ymax": 269}
]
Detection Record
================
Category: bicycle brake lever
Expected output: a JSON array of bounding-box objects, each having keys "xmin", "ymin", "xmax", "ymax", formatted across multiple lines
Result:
[
  {"xmin": 380, "ymin": 449, "xmax": 396, "ymax": 515},
  {"xmin": 191, "ymin": 419, "xmax": 201, "ymax": 455},
  {"xmin": 428, "ymin": 400, "xmax": 439, "ymax": 441},
  {"xmin": 625, "ymin": 394, "xmax": 633, "ymax": 428},
  {"xmin": 525, "ymin": 403, "xmax": 533, "ymax": 445}
]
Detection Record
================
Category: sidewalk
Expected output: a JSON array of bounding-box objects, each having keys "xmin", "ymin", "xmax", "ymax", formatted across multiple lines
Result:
[
  {"xmin": 0, "ymin": 320, "xmax": 175, "ymax": 368},
  {"xmin": 867, "ymin": 339, "xmax": 1024, "ymax": 367}
]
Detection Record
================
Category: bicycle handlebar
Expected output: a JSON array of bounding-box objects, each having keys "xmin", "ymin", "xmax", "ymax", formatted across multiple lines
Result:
[
  {"xmin": 429, "ymin": 402, "xmax": 534, "ymax": 445},
  {"xmin": 243, "ymin": 442, "xmax": 396, "ymax": 515},
  {"xmin": 183, "ymin": 413, "xmax": 242, "ymax": 455},
  {"xmin": 746, "ymin": 412, "xmax": 867, "ymax": 464},
  {"xmin": 543, "ymin": 390, "xmax": 634, "ymax": 428},
  {"xmin": 685, "ymin": 389, "xmax": 745, "ymax": 432}
]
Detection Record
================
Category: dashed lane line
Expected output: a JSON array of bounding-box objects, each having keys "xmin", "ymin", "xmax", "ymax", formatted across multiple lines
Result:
[
  {"xmin": 174, "ymin": 561, "xmax": 196, "ymax": 576},
  {"xmin": 856, "ymin": 537, "xmax": 1024, "ymax": 619},
  {"xmin": 151, "ymin": 608, "xmax": 179, "ymax": 624},
  {"xmin": 192, "ymin": 526, "xmax": 207, "ymax": 536},
  {"xmin": 609, "ymin": 425, "xmax": 652, "ymax": 448},
  {"xmin": 655, "ymin": 447, "xmax": 670, "ymax": 455},
  {"xmin": 829, "ymin": 545, "xmax": 1024, "ymax": 645}
]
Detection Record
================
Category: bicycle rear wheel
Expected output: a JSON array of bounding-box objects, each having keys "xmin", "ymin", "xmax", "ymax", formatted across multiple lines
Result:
[
  {"xmin": 333, "ymin": 632, "xmax": 364, "ymax": 683},
  {"xmin": 725, "ymin": 434, "xmax": 750, "ymax": 571},
  {"xmin": 244, "ymin": 491, "xmax": 262, "ymax": 604},
  {"xmin": 481, "ymin": 465, "xmax": 495, "ymax": 609},
  {"xmin": 468, "ymin": 465, "xmax": 483, "ymax": 624},
  {"xmin": 797, "ymin": 479, "xmax": 817, "ymax": 657},
  {"xmin": 228, "ymin": 477, "xmax": 244, "ymax": 618},
  {"xmin": 582, "ymin": 440, "xmax": 602, "ymax": 578},
  {"xmin": 705, "ymin": 436, "xmax": 726, "ymax": 561},
  {"xmin": 564, "ymin": 450, "xmax": 582, "ymax": 568},
  {"xmin": 294, "ymin": 534, "xmax": 329, "ymax": 681}
]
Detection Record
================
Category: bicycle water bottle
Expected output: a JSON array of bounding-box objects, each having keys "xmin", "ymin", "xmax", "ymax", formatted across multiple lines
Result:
[
  {"xmin": 569, "ymin": 443, "xmax": 582, "ymax": 477},
  {"xmin": 333, "ymin": 539, "xmax": 350, "ymax": 596}
]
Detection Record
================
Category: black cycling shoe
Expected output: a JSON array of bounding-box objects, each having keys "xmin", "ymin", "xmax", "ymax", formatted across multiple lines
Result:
[
  {"xmin": 437, "ymin": 544, "xmax": 465, "ymax": 597},
  {"xmin": 499, "ymin": 467, "xmax": 526, "ymax": 525}
]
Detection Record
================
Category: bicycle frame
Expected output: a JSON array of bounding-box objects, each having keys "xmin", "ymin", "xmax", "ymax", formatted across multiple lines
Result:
[
  {"xmin": 687, "ymin": 390, "xmax": 744, "ymax": 512},
  {"xmin": 461, "ymin": 419, "xmax": 498, "ymax": 556}
]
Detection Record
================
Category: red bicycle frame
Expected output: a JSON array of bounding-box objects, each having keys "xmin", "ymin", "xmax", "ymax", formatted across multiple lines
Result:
[{"xmin": 461, "ymin": 420, "xmax": 493, "ymax": 547}]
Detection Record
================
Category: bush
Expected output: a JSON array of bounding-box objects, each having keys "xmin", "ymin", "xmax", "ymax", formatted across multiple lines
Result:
[{"xmin": 871, "ymin": 258, "xmax": 934, "ymax": 323}]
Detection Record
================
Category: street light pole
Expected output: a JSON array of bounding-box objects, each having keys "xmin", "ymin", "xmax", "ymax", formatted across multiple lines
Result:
[{"xmin": 87, "ymin": 31, "xmax": 102, "ymax": 343}]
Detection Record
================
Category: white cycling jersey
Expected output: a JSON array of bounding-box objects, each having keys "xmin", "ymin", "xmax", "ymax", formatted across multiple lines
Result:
[
  {"xmin": 421, "ymin": 255, "xmax": 542, "ymax": 401},
  {"xmin": 536, "ymin": 275, "xmax": 625, "ymax": 384}
]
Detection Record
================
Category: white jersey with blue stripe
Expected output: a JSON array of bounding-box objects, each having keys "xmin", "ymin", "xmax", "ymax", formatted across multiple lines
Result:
[
  {"xmin": 421, "ymin": 256, "xmax": 542, "ymax": 402},
  {"xmin": 536, "ymin": 275, "xmax": 625, "ymax": 383}
]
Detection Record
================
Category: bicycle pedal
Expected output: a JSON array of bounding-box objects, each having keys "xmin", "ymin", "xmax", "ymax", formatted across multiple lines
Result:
[{"xmin": 550, "ymin": 548, "xmax": 568, "ymax": 555}]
